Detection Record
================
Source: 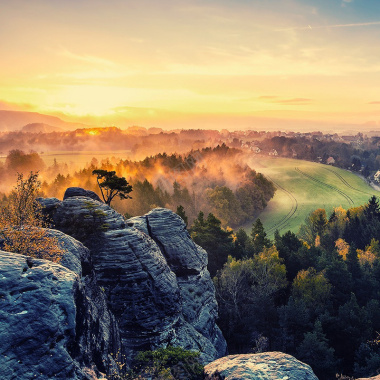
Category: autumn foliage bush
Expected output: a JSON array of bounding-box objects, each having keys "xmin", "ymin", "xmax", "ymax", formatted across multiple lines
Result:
[{"xmin": 0, "ymin": 172, "xmax": 63, "ymax": 262}]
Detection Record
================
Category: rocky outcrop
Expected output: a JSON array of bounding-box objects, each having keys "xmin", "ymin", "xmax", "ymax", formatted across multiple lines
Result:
[
  {"xmin": 0, "ymin": 246, "xmax": 120, "ymax": 379},
  {"xmin": 39, "ymin": 195, "xmax": 227, "ymax": 364},
  {"xmin": 129, "ymin": 209, "xmax": 226, "ymax": 358},
  {"xmin": 63, "ymin": 187, "xmax": 102, "ymax": 202},
  {"xmin": 204, "ymin": 352, "xmax": 319, "ymax": 380}
]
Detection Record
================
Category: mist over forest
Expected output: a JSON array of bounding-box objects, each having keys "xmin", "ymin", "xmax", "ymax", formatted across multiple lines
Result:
[
  {"xmin": 2, "ymin": 126, "xmax": 380, "ymax": 226},
  {"xmin": 0, "ymin": 144, "xmax": 275, "ymax": 229},
  {"xmin": 3, "ymin": 125, "xmax": 380, "ymax": 378}
]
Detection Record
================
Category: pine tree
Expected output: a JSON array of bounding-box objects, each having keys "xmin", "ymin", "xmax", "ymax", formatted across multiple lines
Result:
[
  {"xmin": 251, "ymin": 218, "xmax": 271, "ymax": 254},
  {"xmin": 346, "ymin": 244, "xmax": 362, "ymax": 281},
  {"xmin": 364, "ymin": 196, "xmax": 380, "ymax": 222},
  {"xmin": 92, "ymin": 169, "xmax": 132, "ymax": 206},
  {"xmin": 176, "ymin": 205, "xmax": 188, "ymax": 227},
  {"xmin": 297, "ymin": 320, "xmax": 337, "ymax": 379},
  {"xmin": 190, "ymin": 212, "xmax": 233, "ymax": 276}
]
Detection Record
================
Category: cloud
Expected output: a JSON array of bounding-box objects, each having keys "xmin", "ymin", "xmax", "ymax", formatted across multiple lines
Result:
[
  {"xmin": 274, "ymin": 98, "xmax": 313, "ymax": 105},
  {"xmin": 0, "ymin": 100, "xmax": 36, "ymax": 112},
  {"xmin": 58, "ymin": 48, "xmax": 117, "ymax": 67},
  {"xmin": 276, "ymin": 20, "xmax": 380, "ymax": 32},
  {"xmin": 55, "ymin": 69, "xmax": 133, "ymax": 80},
  {"xmin": 259, "ymin": 97, "xmax": 313, "ymax": 105},
  {"xmin": 259, "ymin": 96, "xmax": 279, "ymax": 99},
  {"xmin": 369, "ymin": 101, "xmax": 380, "ymax": 104},
  {"xmin": 341, "ymin": 0, "xmax": 353, "ymax": 7}
]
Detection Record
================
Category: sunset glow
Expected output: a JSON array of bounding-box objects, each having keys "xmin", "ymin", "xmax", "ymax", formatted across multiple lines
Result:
[{"xmin": 1, "ymin": 0, "xmax": 380, "ymax": 130}]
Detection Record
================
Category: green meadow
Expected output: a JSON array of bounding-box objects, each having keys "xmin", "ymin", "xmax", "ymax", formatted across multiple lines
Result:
[{"xmin": 245, "ymin": 156, "xmax": 379, "ymax": 238}]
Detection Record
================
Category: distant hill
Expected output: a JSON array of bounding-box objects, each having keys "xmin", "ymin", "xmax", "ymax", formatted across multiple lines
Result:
[
  {"xmin": 21, "ymin": 123, "xmax": 63, "ymax": 133},
  {"xmin": 0, "ymin": 110, "xmax": 91, "ymax": 131}
]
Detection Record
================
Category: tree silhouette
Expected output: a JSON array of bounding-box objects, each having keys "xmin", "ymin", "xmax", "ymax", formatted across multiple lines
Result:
[
  {"xmin": 251, "ymin": 218, "xmax": 271, "ymax": 254},
  {"xmin": 92, "ymin": 169, "xmax": 132, "ymax": 206},
  {"xmin": 176, "ymin": 205, "xmax": 188, "ymax": 227}
]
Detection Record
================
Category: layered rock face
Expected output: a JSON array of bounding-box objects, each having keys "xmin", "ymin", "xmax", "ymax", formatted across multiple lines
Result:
[
  {"xmin": 204, "ymin": 352, "xmax": 319, "ymax": 380},
  {"xmin": 39, "ymin": 195, "xmax": 227, "ymax": 364},
  {"xmin": 0, "ymin": 231, "xmax": 120, "ymax": 380},
  {"xmin": 63, "ymin": 187, "xmax": 102, "ymax": 202}
]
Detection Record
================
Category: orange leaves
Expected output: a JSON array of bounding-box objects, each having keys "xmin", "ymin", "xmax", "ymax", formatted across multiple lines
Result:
[{"xmin": 0, "ymin": 172, "xmax": 63, "ymax": 263}]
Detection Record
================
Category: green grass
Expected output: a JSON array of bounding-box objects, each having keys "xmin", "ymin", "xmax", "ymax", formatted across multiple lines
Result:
[{"xmin": 244, "ymin": 156, "xmax": 379, "ymax": 238}]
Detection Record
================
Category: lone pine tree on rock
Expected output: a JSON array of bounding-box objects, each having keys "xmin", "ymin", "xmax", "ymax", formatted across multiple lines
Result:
[{"xmin": 92, "ymin": 169, "xmax": 133, "ymax": 206}]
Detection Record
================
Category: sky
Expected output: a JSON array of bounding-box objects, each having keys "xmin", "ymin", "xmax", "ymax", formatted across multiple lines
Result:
[{"xmin": 1, "ymin": 0, "xmax": 380, "ymax": 130}]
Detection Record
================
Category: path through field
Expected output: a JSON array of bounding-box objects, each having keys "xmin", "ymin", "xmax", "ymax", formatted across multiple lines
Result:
[{"xmin": 245, "ymin": 156, "xmax": 379, "ymax": 237}]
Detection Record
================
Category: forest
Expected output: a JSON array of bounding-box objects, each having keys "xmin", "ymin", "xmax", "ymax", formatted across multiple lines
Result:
[
  {"xmin": 198, "ymin": 196, "xmax": 380, "ymax": 379},
  {"xmin": 3, "ymin": 127, "xmax": 380, "ymax": 178},
  {"xmin": 0, "ymin": 145, "xmax": 275, "ymax": 228}
]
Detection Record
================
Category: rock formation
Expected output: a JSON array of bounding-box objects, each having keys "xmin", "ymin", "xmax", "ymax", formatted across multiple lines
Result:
[
  {"xmin": 63, "ymin": 187, "xmax": 102, "ymax": 202},
  {"xmin": 2, "ymin": 189, "xmax": 326, "ymax": 379},
  {"xmin": 204, "ymin": 352, "xmax": 319, "ymax": 380},
  {"xmin": 38, "ymin": 193, "xmax": 227, "ymax": 365},
  {"xmin": 0, "ymin": 230, "xmax": 120, "ymax": 380}
]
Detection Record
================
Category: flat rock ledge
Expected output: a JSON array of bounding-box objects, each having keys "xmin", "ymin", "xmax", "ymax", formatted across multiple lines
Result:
[{"xmin": 204, "ymin": 352, "xmax": 318, "ymax": 380}]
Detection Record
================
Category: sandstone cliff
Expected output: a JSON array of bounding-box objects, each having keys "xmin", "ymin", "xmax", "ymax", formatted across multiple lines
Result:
[{"xmin": 40, "ymin": 194, "xmax": 225, "ymax": 369}]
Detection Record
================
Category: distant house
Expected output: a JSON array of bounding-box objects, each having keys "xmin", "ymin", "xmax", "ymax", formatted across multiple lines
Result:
[
  {"xmin": 251, "ymin": 146, "xmax": 261, "ymax": 153},
  {"xmin": 327, "ymin": 156, "xmax": 335, "ymax": 165},
  {"xmin": 241, "ymin": 142, "xmax": 249, "ymax": 148},
  {"xmin": 269, "ymin": 149, "xmax": 278, "ymax": 156},
  {"xmin": 374, "ymin": 170, "xmax": 380, "ymax": 183}
]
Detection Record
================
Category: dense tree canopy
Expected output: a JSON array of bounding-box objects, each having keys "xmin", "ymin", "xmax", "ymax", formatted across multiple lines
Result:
[
  {"xmin": 205, "ymin": 196, "xmax": 380, "ymax": 379},
  {"xmin": 190, "ymin": 212, "xmax": 233, "ymax": 276}
]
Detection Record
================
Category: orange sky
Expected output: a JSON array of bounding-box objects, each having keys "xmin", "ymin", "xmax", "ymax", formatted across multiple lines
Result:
[{"xmin": 1, "ymin": 0, "xmax": 380, "ymax": 131}]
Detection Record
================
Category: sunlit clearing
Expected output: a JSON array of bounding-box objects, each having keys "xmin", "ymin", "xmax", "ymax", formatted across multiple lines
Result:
[{"xmin": 87, "ymin": 129, "xmax": 100, "ymax": 136}]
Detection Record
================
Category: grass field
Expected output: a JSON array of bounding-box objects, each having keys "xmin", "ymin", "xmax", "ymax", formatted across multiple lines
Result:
[{"xmin": 245, "ymin": 156, "xmax": 380, "ymax": 238}]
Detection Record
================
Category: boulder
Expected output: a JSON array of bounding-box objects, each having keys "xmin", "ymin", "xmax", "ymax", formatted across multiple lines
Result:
[
  {"xmin": 0, "ymin": 230, "xmax": 121, "ymax": 380},
  {"xmin": 204, "ymin": 352, "xmax": 319, "ymax": 380},
  {"xmin": 42, "ymin": 196, "xmax": 227, "ymax": 364},
  {"xmin": 0, "ymin": 251, "xmax": 119, "ymax": 379},
  {"xmin": 63, "ymin": 187, "xmax": 102, "ymax": 202}
]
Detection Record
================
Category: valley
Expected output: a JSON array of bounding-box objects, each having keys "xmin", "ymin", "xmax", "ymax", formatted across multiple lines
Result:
[{"xmin": 246, "ymin": 156, "xmax": 378, "ymax": 236}]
